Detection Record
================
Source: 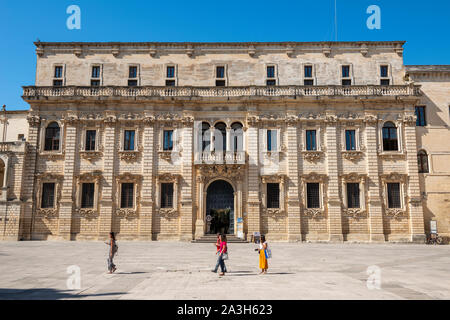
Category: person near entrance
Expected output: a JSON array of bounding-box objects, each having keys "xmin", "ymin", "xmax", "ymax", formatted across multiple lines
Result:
[
  {"xmin": 211, "ymin": 234, "xmax": 228, "ymax": 276},
  {"xmin": 257, "ymin": 235, "xmax": 269, "ymax": 274}
]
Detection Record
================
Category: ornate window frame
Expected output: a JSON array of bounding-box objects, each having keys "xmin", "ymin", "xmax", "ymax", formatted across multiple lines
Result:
[
  {"xmin": 265, "ymin": 63, "xmax": 278, "ymax": 85},
  {"xmin": 39, "ymin": 120, "xmax": 65, "ymax": 158},
  {"xmin": 214, "ymin": 64, "xmax": 228, "ymax": 86},
  {"xmin": 119, "ymin": 123, "xmax": 142, "ymax": 162},
  {"xmin": 164, "ymin": 63, "xmax": 178, "ymax": 86},
  {"xmin": 89, "ymin": 63, "xmax": 103, "ymax": 86},
  {"xmin": 301, "ymin": 124, "xmax": 324, "ymax": 163},
  {"xmin": 79, "ymin": 123, "xmax": 103, "ymax": 161},
  {"xmin": 127, "ymin": 64, "xmax": 140, "ymax": 86},
  {"xmin": 75, "ymin": 171, "xmax": 102, "ymax": 219},
  {"xmin": 377, "ymin": 62, "xmax": 393, "ymax": 85},
  {"xmin": 301, "ymin": 172, "xmax": 328, "ymax": 219},
  {"xmin": 36, "ymin": 173, "xmax": 63, "ymax": 219},
  {"xmin": 380, "ymin": 173, "xmax": 408, "ymax": 219},
  {"xmin": 340, "ymin": 125, "xmax": 365, "ymax": 162},
  {"xmin": 301, "ymin": 63, "xmax": 316, "ymax": 85},
  {"xmin": 261, "ymin": 174, "xmax": 286, "ymax": 216},
  {"xmin": 340, "ymin": 63, "xmax": 354, "ymax": 85},
  {"xmin": 115, "ymin": 173, "xmax": 142, "ymax": 219},
  {"xmin": 52, "ymin": 63, "xmax": 66, "ymax": 86},
  {"xmin": 378, "ymin": 119, "xmax": 405, "ymax": 158},
  {"xmin": 158, "ymin": 125, "xmax": 180, "ymax": 161},
  {"xmin": 340, "ymin": 173, "xmax": 368, "ymax": 219},
  {"xmin": 155, "ymin": 173, "xmax": 180, "ymax": 217}
]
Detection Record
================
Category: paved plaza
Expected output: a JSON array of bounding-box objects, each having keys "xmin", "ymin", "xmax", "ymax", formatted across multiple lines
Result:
[{"xmin": 0, "ymin": 241, "xmax": 449, "ymax": 300}]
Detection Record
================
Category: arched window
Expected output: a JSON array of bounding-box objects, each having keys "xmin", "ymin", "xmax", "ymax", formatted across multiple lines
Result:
[
  {"xmin": 201, "ymin": 122, "xmax": 210, "ymax": 152},
  {"xmin": 417, "ymin": 150, "xmax": 429, "ymax": 173},
  {"xmin": 214, "ymin": 122, "xmax": 227, "ymax": 151},
  {"xmin": 231, "ymin": 122, "xmax": 243, "ymax": 152},
  {"xmin": 44, "ymin": 122, "xmax": 60, "ymax": 151},
  {"xmin": 382, "ymin": 122, "xmax": 398, "ymax": 151}
]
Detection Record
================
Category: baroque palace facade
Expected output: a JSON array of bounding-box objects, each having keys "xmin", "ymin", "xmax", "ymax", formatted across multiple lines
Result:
[{"xmin": 0, "ymin": 41, "xmax": 449, "ymax": 242}]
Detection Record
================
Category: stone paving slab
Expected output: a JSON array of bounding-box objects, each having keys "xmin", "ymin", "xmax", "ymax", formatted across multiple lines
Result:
[{"xmin": 0, "ymin": 242, "xmax": 449, "ymax": 300}]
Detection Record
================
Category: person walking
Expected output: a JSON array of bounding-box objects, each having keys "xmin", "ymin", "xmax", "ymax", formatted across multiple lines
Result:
[
  {"xmin": 258, "ymin": 235, "xmax": 269, "ymax": 274},
  {"xmin": 211, "ymin": 234, "xmax": 228, "ymax": 276},
  {"xmin": 105, "ymin": 232, "xmax": 118, "ymax": 274}
]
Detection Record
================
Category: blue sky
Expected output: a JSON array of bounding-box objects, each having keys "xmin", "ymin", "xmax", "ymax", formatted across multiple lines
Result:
[{"xmin": 1, "ymin": 0, "xmax": 449, "ymax": 110}]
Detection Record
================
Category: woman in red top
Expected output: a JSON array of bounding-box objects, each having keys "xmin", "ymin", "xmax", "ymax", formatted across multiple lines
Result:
[{"xmin": 212, "ymin": 234, "xmax": 228, "ymax": 276}]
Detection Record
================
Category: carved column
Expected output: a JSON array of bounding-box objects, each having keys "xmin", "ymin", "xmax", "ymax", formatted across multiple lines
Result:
[
  {"xmin": 404, "ymin": 114, "xmax": 426, "ymax": 242},
  {"xmin": 139, "ymin": 116, "xmax": 155, "ymax": 240},
  {"xmin": 364, "ymin": 114, "xmax": 385, "ymax": 242},
  {"xmin": 58, "ymin": 114, "xmax": 78, "ymax": 240},
  {"xmin": 325, "ymin": 114, "xmax": 343, "ymax": 242},
  {"xmin": 179, "ymin": 116, "xmax": 194, "ymax": 241},
  {"xmin": 246, "ymin": 117, "xmax": 261, "ymax": 237},
  {"xmin": 195, "ymin": 175, "xmax": 205, "ymax": 238},
  {"xmin": 286, "ymin": 118, "xmax": 302, "ymax": 241},
  {"xmin": 98, "ymin": 114, "xmax": 117, "ymax": 239}
]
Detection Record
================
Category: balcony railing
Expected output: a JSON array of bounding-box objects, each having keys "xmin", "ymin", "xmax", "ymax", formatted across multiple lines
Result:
[
  {"xmin": 194, "ymin": 151, "xmax": 246, "ymax": 165},
  {"xmin": 22, "ymin": 84, "xmax": 421, "ymax": 99}
]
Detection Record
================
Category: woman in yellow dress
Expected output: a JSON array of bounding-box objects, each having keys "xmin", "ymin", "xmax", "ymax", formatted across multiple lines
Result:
[{"xmin": 258, "ymin": 235, "xmax": 268, "ymax": 274}]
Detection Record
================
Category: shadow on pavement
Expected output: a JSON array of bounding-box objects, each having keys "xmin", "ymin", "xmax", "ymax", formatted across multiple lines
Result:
[{"xmin": 0, "ymin": 288, "xmax": 125, "ymax": 300}]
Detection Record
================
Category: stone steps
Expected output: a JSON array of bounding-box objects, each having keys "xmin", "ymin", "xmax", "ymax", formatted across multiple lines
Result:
[{"xmin": 192, "ymin": 235, "xmax": 248, "ymax": 243}]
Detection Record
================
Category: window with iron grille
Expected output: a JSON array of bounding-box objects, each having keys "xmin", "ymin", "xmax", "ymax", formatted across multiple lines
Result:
[
  {"xmin": 387, "ymin": 183, "xmax": 401, "ymax": 208},
  {"xmin": 44, "ymin": 122, "xmax": 60, "ymax": 151},
  {"xmin": 81, "ymin": 183, "xmax": 95, "ymax": 208},
  {"xmin": 41, "ymin": 183, "xmax": 55, "ymax": 208},
  {"xmin": 346, "ymin": 183, "xmax": 360, "ymax": 208},
  {"xmin": 267, "ymin": 183, "xmax": 280, "ymax": 209},
  {"xmin": 85, "ymin": 130, "xmax": 96, "ymax": 151},
  {"xmin": 161, "ymin": 183, "xmax": 174, "ymax": 208},
  {"xmin": 120, "ymin": 183, "xmax": 134, "ymax": 208},
  {"xmin": 124, "ymin": 130, "xmax": 135, "ymax": 151},
  {"xmin": 345, "ymin": 130, "xmax": 356, "ymax": 151},
  {"xmin": 163, "ymin": 130, "xmax": 173, "ymax": 151},
  {"xmin": 307, "ymin": 183, "xmax": 320, "ymax": 208},
  {"xmin": 415, "ymin": 106, "xmax": 426, "ymax": 126},
  {"xmin": 382, "ymin": 122, "xmax": 398, "ymax": 151},
  {"xmin": 306, "ymin": 130, "xmax": 317, "ymax": 151}
]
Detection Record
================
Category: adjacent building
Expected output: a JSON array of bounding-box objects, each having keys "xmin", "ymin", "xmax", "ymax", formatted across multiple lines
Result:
[{"xmin": 0, "ymin": 41, "xmax": 448, "ymax": 242}]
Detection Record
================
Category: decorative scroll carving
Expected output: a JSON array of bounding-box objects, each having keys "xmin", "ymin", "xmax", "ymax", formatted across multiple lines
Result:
[
  {"xmin": 342, "ymin": 151, "xmax": 364, "ymax": 162},
  {"xmin": 302, "ymin": 151, "xmax": 324, "ymax": 163},
  {"xmin": 378, "ymin": 152, "xmax": 407, "ymax": 160},
  {"xmin": 63, "ymin": 113, "xmax": 79, "ymax": 125},
  {"xmin": 115, "ymin": 208, "xmax": 138, "ymax": 219},
  {"xmin": 27, "ymin": 114, "xmax": 41, "ymax": 126},
  {"xmin": 343, "ymin": 208, "xmax": 367, "ymax": 219},
  {"xmin": 261, "ymin": 174, "xmax": 286, "ymax": 184},
  {"xmin": 157, "ymin": 207, "xmax": 178, "ymax": 217},
  {"xmin": 115, "ymin": 173, "xmax": 142, "ymax": 219},
  {"xmin": 380, "ymin": 172, "xmax": 408, "ymax": 183},
  {"xmin": 36, "ymin": 208, "xmax": 58, "ymax": 219},
  {"xmin": 403, "ymin": 114, "xmax": 417, "ymax": 126},
  {"xmin": 364, "ymin": 114, "xmax": 378, "ymax": 125},
  {"xmin": 304, "ymin": 208, "xmax": 325, "ymax": 219},
  {"xmin": 80, "ymin": 151, "xmax": 103, "ymax": 162},
  {"xmin": 119, "ymin": 151, "xmax": 140, "ymax": 162},
  {"xmin": 77, "ymin": 208, "xmax": 98, "ymax": 219},
  {"xmin": 198, "ymin": 164, "xmax": 245, "ymax": 181},
  {"xmin": 385, "ymin": 208, "xmax": 407, "ymax": 219}
]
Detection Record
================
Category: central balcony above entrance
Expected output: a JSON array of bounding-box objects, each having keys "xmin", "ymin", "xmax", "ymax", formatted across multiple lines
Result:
[{"xmin": 194, "ymin": 151, "xmax": 246, "ymax": 165}]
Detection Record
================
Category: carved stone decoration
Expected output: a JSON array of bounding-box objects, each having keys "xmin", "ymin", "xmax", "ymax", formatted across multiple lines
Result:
[
  {"xmin": 157, "ymin": 207, "xmax": 178, "ymax": 218},
  {"xmin": 322, "ymin": 46, "xmax": 331, "ymax": 57},
  {"xmin": 380, "ymin": 172, "xmax": 408, "ymax": 183},
  {"xmin": 181, "ymin": 115, "xmax": 194, "ymax": 127},
  {"xmin": 39, "ymin": 152, "xmax": 65, "ymax": 161},
  {"xmin": 119, "ymin": 151, "xmax": 140, "ymax": 162},
  {"xmin": 142, "ymin": 115, "xmax": 156, "ymax": 125},
  {"xmin": 261, "ymin": 174, "xmax": 286, "ymax": 184},
  {"xmin": 364, "ymin": 114, "xmax": 378, "ymax": 125},
  {"xmin": 403, "ymin": 114, "xmax": 417, "ymax": 126},
  {"xmin": 325, "ymin": 115, "xmax": 338, "ymax": 123},
  {"xmin": 302, "ymin": 151, "xmax": 323, "ymax": 163},
  {"xmin": 378, "ymin": 152, "xmax": 407, "ymax": 160},
  {"xmin": 111, "ymin": 46, "xmax": 120, "ymax": 57},
  {"xmin": 77, "ymin": 208, "xmax": 98, "ymax": 219},
  {"xmin": 36, "ymin": 208, "xmax": 58, "ymax": 219},
  {"xmin": 409, "ymin": 197, "xmax": 422, "ymax": 207},
  {"xmin": 343, "ymin": 208, "xmax": 367, "ymax": 219},
  {"xmin": 385, "ymin": 208, "xmax": 407, "ymax": 219},
  {"xmin": 115, "ymin": 208, "xmax": 138, "ymax": 219},
  {"xmin": 286, "ymin": 45, "xmax": 294, "ymax": 57},
  {"xmin": 263, "ymin": 208, "xmax": 285, "ymax": 218},
  {"xmin": 198, "ymin": 164, "xmax": 245, "ymax": 181},
  {"xmin": 342, "ymin": 151, "xmax": 364, "ymax": 162},
  {"xmin": 360, "ymin": 44, "xmax": 369, "ymax": 56},
  {"xmin": 248, "ymin": 45, "xmax": 256, "ymax": 57},
  {"xmin": 27, "ymin": 114, "xmax": 41, "ymax": 127},
  {"xmin": 104, "ymin": 113, "xmax": 117, "ymax": 125},
  {"xmin": 63, "ymin": 113, "xmax": 79, "ymax": 125},
  {"xmin": 35, "ymin": 173, "xmax": 64, "ymax": 219},
  {"xmin": 80, "ymin": 151, "xmax": 103, "ymax": 162},
  {"xmin": 114, "ymin": 173, "xmax": 142, "ymax": 220},
  {"xmin": 304, "ymin": 208, "xmax": 325, "ymax": 219}
]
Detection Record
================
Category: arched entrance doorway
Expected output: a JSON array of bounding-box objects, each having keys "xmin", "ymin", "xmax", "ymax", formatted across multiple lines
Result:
[{"xmin": 206, "ymin": 180, "xmax": 234, "ymax": 234}]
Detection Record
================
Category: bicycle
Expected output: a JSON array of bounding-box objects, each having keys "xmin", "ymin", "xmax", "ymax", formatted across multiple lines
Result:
[{"xmin": 427, "ymin": 233, "xmax": 443, "ymax": 245}]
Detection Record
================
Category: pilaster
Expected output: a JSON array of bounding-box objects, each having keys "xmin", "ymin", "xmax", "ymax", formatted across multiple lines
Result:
[
  {"xmin": 180, "ymin": 117, "xmax": 194, "ymax": 241},
  {"xmin": 246, "ymin": 122, "xmax": 261, "ymax": 237},
  {"xmin": 286, "ymin": 120, "xmax": 301, "ymax": 241}
]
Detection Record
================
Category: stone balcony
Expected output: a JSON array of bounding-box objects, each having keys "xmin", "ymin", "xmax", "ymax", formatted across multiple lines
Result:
[
  {"xmin": 194, "ymin": 151, "xmax": 246, "ymax": 165},
  {"xmin": 0, "ymin": 141, "xmax": 27, "ymax": 153},
  {"xmin": 22, "ymin": 84, "xmax": 421, "ymax": 102}
]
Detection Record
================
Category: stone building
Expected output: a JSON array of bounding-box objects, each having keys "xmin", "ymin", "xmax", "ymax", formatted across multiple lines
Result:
[{"xmin": 1, "ymin": 41, "xmax": 448, "ymax": 242}]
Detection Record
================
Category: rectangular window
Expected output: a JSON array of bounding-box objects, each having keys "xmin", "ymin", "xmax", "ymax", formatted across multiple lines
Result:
[
  {"xmin": 81, "ymin": 183, "xmax": 95, "ymax": 208},
  {"xmin": 163, "ymin": 130, "xmax": 174, "ymax": 151},
  {"xmin": 128, "ymin": 79, "xmax": 138, "ymax": 87},
  {"xmin": 266, "ymin": 79, "xmax": 276, "ymax": 86},
  {"xmin": 304, "ymin": 79, "xmax": 314, "ymax": 86},
  {"xmin": 415, "ymin": 106, "xmax": 427, "ymax": 126},
  {"xmin": 380, "ymin": 79, "xmax": 390, "ymax": 86},
  {"xmin": 267, "ymin": 66, "xmax": 275, "ymax": 78},
  {"xmin": 342, "ymin": 65, "xmax": 350, "ymax": 78},
  {"xmin": 304, "ymin": 65, "xmax": 313, "ymax": 78},
  {"xmin": 54, "ymin": 66, "xmax": 63, "ymax": 78},
  {"xmin": 346, "ymin": 183, "xmax": 360, "ymax": 208},
  {"xmin": 165, "ymin": 80, "xmax": 176, "ymax": 86},
  {"xmin": 53, "ymin": 80, "xmax": 63, "ymax": 87},
  {"xmin": 306, "ymin": 130, "xmax": 317, "ymax": 151},
  {"xmin": 91, "ymin": 80, "xmax": 100, "ymax": 87},
  {"xmin": 85, "ymin": 130, "xmax": 96, "ymax": 151},
  {"xmin": 215, "ymin": 80, "xmax": 226, "ymax": 87},
  {"xmin": 342, "ymin": 79, "xmax": 352, "ymax": 86},
  {"xmin": 267, "ymin": 183, "xmax": 280, "ymax": 209},
  {"xmin": 345, "ymin": 130, "xmax": 356, "ymax": 151},
  {"xmin": 167, "ymin": 66, "xmax": 175, "ymax": 78},
  {"xmin": 161, "ymin": 183, "xmax": 174, "ymax": 208},
  {"xmin": 380, "ymin": 65, "xmax": 389, "ymax": 78},
  {"xmin": 92, "ymin": 66, "xmax": 100, "ymax": 78},
  {"xmin": 129, "ymin": 66, "xmax": 137, "ymax": 79},
  {"xmin": 306, "ymin": 183, "xmax": 320, "ymax": 208},
  {"xmin": 267, "ymin": 130, "xmax": 277, "ymax": 151},
  {"xmin": 216, "ymin": 66, "xmax": 225, "ymax": 79},
  {"xmin": 41, "ymin": 183, "xmax": 55, "ymax": 209},
  {"xmin": 124, "ymin": 130, "xmax": 135, "ymax": 151},
  {"xmin": 120, "ymin": 183, "xmax": 134, "ymax": 209},
  {"xmin": 387, "ymin": 183, "xmax": 401, "ymax": 208}
]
